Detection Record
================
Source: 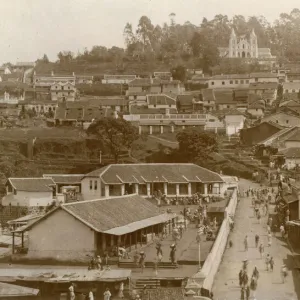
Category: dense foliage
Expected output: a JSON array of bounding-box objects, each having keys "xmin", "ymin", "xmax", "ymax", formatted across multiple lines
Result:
[{"xmin": 32, "ymin": 9, "xmax": 300, "ymax": 75}]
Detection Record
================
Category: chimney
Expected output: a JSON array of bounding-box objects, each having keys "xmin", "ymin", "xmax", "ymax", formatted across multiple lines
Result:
[
  {"xmin": 72, "ymin": 72, "xmax": 75, "ymax": 76},
  {"xmin": 150, "ymin": 76, "xmax": 153, "ymax": 84},
  {"xmin": 51, "ymin": 71, "xmax": 54, "ymax": 76}
]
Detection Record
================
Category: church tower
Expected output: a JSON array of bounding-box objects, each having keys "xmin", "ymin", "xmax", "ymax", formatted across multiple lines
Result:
[
  {"xmin": 229, "ymin": 28, "xmax": 237, "ymax": 58},
  {"xmin": 250, "ymin": 29, "xmax": 258, "ymax": 58}
]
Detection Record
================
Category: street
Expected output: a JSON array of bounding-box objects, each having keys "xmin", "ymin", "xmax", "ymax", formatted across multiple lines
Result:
[{"xmin": 212, "ymin": 179, "xmax": 300, "ymax": 300}]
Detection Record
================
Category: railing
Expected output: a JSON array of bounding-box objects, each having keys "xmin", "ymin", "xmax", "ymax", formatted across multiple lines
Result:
[{"xmin": 139, "ymin": 114, "xmax": 207, "ymax": 120}]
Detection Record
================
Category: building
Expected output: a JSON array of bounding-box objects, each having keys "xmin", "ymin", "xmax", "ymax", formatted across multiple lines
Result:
[
  {"xmin": 87, "ymin": 97, "xmax": 129, "ymax": 112},
  {"xmin": 33, "ymin": 72, "xmax": 76, "ymax": 88},
  {"xmin": 0, "ymin": 104, "xmax": 19, "ymax": 120},
  {"xmin": 279, "ymin": 148, "xmax": 300, "ymax": 170},
  {"xmin": 202, "ymin": 89, "xmax": 216, "ymax": 112},
  {"xmin": 247, "ymin": 100, "xmax": 265, "ymax": 118},
  {"xmin": 101, "ymin": 74, "xmax": 136, "ymax": 84},
  {"xmin": 0, "ymin": 91, "xmax": 24, "ymax": 104},
  {"xmin": 81, "ymin": 163, "xmax": 225, "ymax": 200},
  {"xmin": 43, "ymin": 174, "xmax": 84, "ymax": 203},
  {"xmin": 0, "ymin": 66, "xmax": 11, "ymax": 75},
  {"xmin": 248, "ymin": 82, "xmax": 278, "ymax": 105},
  {"xmin": 75, "ymin": 75, "xmax": 94, "ymax": 85},
  {"xmin": 50, "ymin": 82, "xmax": 77, "ymax": 102},
  {"xmin": 153, "ymin": 72, "xmax": 172, "ymax": 80},
  {"xmin": 262, "ymin": 112, "xmax": 300, "ymax": 127},
  {"xmin": 208, "ymin": 75, "xmax": 251, "ymax": 89},
  {"xmin": 222, "ymin": 109, "xmax": 245, "ymax": 136},
  {"xmin": 282, "ymin": 82, "xmax": 300, "ymax": 100},
  {"xmin": 127, "ymin": 78, "xmax": 184, "ymax": 100},
  {"xmin": 18, "ymin": 100, "xmax": 57, "ymax": 115},
  {"xmin": 240, "ymin": 121, "xmax": 283, "ymax": 146},
  {"xmin": 14, "ymin": 194, "xmax": 176, "ymax": 262},
  {"xmin": 249, "ymin": 73, "xmax": 278, "ymax": 83},
  {"xmin": 176, "ymin": 94, "xmax": 196, "ymax": 113},
  {"xmin": 286, "ymin": 72, "xmax": 300, "ymax": 82},
  {"xmin": 214, "ymin": 90, "xmax": 237, "ymax": 110},
  {"xmin": 12, "ymin": 62, "xmax": 35, "ymax": 72},
  {"xmin": 54, "ymin": 105, "xmax": 116, "ymax": 127},
  {"xmin": 219, "ymin": 28, "xmax": 275, "ymax": 59},
  {"xmin": 2, "ymin": 178, "xmax": 55, "ymax": 207}
]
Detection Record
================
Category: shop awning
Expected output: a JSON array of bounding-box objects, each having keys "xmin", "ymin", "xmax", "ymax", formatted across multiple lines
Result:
[
  {"xmin": 103, "ymin": 213, "xmax": 177, "ymax": 236},
  {"xmin": 0, "ymin": 282, "xmax": 39, "ymax": 297}
]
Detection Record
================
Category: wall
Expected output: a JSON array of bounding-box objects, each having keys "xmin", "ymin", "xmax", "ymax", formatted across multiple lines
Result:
[
  {"xmin": 286, "ymin": 158, "xmax": 300, "ymax": 170},
  {"xmin": 25, "ymin": 208, "xmax": 95, "ymax": 262},
  {"xmin": 208, "ymin": 79, "xmax": 250, "ymax": 89},
  {"xmin": 263, "ymin": 114, "xmax": 300, "ymax": 127},
  {"xmin": 247, "ymin": 108, "xmax": 264, "ymax": 118},
  {"xmin": 81, "ymin": 177, "xmax": 102, "ymax": 200},
  {"xmin": 186, "ymin": 189, "xmax": 238, "ymax": 294},
  {"xmin": 285, "ymin": 141, "xmax": 300, "ymax": 148},
  {"xmin": 2, "ymin": 191, "xmax": 53, "ymax": 206}
]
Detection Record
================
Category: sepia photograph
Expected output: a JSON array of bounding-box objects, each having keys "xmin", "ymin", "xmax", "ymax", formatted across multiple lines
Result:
[{"xmin": 0, "ymin": 0, "xmax": 300, "ymax": 299}]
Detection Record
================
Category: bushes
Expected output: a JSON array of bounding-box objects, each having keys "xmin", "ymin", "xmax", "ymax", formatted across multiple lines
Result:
[{"xmin": 221, "ymin": 162, "xmax": 253, "ymax": 179}]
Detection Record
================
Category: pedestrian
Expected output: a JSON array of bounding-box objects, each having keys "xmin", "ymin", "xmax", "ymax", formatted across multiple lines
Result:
[
  {"xmin": 245, "ymin": 285, "xmax": 250, "ymax": 300},
  {"xmin": 139, "ymin": 251, "xmax": 146, "ymax": 273},
  {"xmin": 268, "ymin": 217, "xmax": 273, "ymax": 228},
  {"xmin": 252, "ymin": 266, "xmax": 259, "ymax": 279},
  {"xmin": 281, "ymin": 264, "xmax": 287, "ymax": 283},
  {"xmin": 96, "ymin": 255, "xmax": 103, "ymax": 270},
  {"xmin": 267, "ymin": 225, "xmax": 271, "ymax": 235},
  {"xmin": 240, "ymin": 286, "xmax": 245, "ymax": 300},
  {"xmin": 243, "ymin": 272, "xmax": 249, "ymax": 287},
  {"xmin": 104, "ymin": 287, "xmax": 111, "ymax": 300},
  {"xmin": 88, "ymin": 290, "xmax": 94, "ymax": 300},
  {"xmin": 68, "ymin": 283, "xmax": 75, "ymax": 300},
  {"xmin": 259, "ymin": 243, "xmax": 264, "ymax": 259},
  {"xmin": 239, "ymin": 269, "xmax": 244, "ymax": 287},
  {"xmin": 250, "ymin": 276, "xmax": 257, "ymax": 299},
  {"xmin": 155, "ymin": 241, "xmax": 163, "ymax": 257},
  {"xmin": 255, "ymin": 234, "xmax": 259, "ymax": 248},
  {"xmin": 270, "ymin": 257, "xmax": 274, "ymax": 272},
  {"xmin": 257, "ymin": 210, "xmax": 261, "ymax": 224},
  {"xmin": 265, "ymin": 254, "xmax": 270, "ymax": 271},
  {"xmin": 268, "ymin": 233, "xmax": 272, "ymax": 247},
  {"xmin": 118, "ymin": 282, "xmax": 124, "ymax": 298},
  {"xmin": 244, "ymin": 235, "xmax": 248, "ymax": 251}
]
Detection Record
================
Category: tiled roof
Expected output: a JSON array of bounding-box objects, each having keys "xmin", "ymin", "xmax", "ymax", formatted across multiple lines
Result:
[
  {"xmin": 280, "ymin": 100, "xmax": 300, "ymax": 108},
  {"xmin": 249, "ymin": 82, "xmax": 278, "ymax": 90},
  {"xmin": 210, "ymin": 74, "xmax": 251, "ymax": 80},
  {"xmin": 8, "ymin": 178, "xmax": 55, "ymax": 192},
  {"xmin": 43, "ymin": 174, "xmax": 84, "ymax": 184},
  {"xmin": 280, "ymin": 147, "xmax": 300, "ymax": 158},
  {"xmin": 128, "ymin": 78, "xmax": 161, "ymax": 87},
  {"xmin": 283, "ymin": 82, "xmax": 300, "ymax": 90},
  {"xmin": 248, "ymin": 100, "xmax": 265, "ymax": 109},
  {"xmin": 214, "ymin": 90, "xmax": 235, "ymax": 104},
  {"xmin": 129, "ymin": 105, "xmax": 177, "ymax": 115},
  {"xmin": 176, "ymin": 94, "xmax": 194, "ymax": 105},
  {"xmin": 285, "ymin": 130, "xmax": 300, "ymax": 141},
  {"xmin": 222, "ymin": 108, "xmax": 244, "ymax": 116},
  {"xmin": 85, "ymin": 163, "xmax": 224, "ymax": 184},
  {"xmin": 87, "ymin": 98, "xmax": 129, "ymax": 107},
  {"xmin": 54, "ymin": 106, "xmax": 115, "ymax": 121},
  {"xmin": 147, "ymin": 94, "xmax": 176, "ymax": 106},
  {"xmin": 248, "ymin": 94, "xmax": 263, "ymax": 104},
  {"xmin": 0, "ymin": 282, "xmax": 39, "ymax": 297},
  {"xmin": 202, "ymin": 89, "xmax": 215, "ymax": 101},
  {"xmin": 250, "ymin": 72, "xmax": 278, "ymax": 78}
]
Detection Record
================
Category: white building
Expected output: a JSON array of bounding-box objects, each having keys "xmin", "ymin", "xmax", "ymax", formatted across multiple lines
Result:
[
  {"xmin": 2, "ymin": 178, "xmax": 55, "ymax": 207},
  {"xmin": 101, "ymin": 75, "xmax": 136, "ymax": 84}
]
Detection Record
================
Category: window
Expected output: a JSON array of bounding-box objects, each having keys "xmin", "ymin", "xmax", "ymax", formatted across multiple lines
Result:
[
  {"xmin": 255, "ymin": 78, "xmax": 258, "ymax": 82},
  {"xmin": 235, "ymin": 80, "xmax": 238, "ymax": 84},
  {"xmin": 240, "ymin": 80, "xmax": 244, "ymax": 84},
  {"xmin": 286, "ymin": 120, "xmax": 289, "ymax": 124},
  {"xmin": 56, "ymin": 92, "xmax": 58, "ymax": 95},
  {"xmin": 153, "ymin": 104, "xmax": 156, "ymax": 107},
  {"xmin": 292, "ymin": 89, "xmax": 295, "ymax": 93},
  {"xmin": 222, "ymin": 81, "xmax": 225, "ymax": 85},
  {"xmin": 68, "ymin": 86, "xmax": 70, "ymax": 89},
  {"xmin": 68, "ymin": 92, "xmax": 70, "ymax": 95},
  {"xmin": 62, "ymin": 86, "xmax": 64, "ymax": 90},
  {"xmin": 211, "ymin": 81, "xmax": 214, "ymax": 85},
  {"xmin": 134, "ymin": 95, "xmax": 137, "ymax": 100},
  {"xmin": 246, "ymin": 80, "xmax": 249, "ymax": 84},
  {"xmin": 208, "ymin": 100, "xmax": 210, "ymax": 103},
  {"xmin": 227, "ymin": 105, "xmax": 230, "ymax": 108},
  {"xmin": 169, "ymin": 104, "xmax": 172, "ymax": 107},
  {"xmin": 94, "ymin": 181, "xmax": 98, "ymax": 190},
  {"xmin": 256, "ymin": 108, "xmax": 258, "ymax": 111},
  {"xmin": 230, "ymin": 80, "xmax": 233, "ymax": 84},
  {"xmin": 182, "ymin": 120, "xmax": 186, "ymax": 123},
  {"xmin": 276, "ymin": 120, "xmax": 278, "ymax": 123},
  {"xmin": 89, "ymin": 180, "xmax": 93, "ymax": 190}
]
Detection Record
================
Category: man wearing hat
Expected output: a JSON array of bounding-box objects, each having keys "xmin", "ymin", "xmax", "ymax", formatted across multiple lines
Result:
[{"xmin": 170, "ymin": 244, "xmax": 176, "ymax": 265}]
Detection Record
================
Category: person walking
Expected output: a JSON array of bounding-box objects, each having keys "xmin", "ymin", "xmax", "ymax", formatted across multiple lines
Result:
[
  {"xmin": 280, "ymin": 224, "xmax": 285, "ymax": 239},
  {"xmin": 270, "ymin": 257, "xmax": 274, "ymax": 272},
  {"xmin": 252, "ymin": 266, "xmax": 259, "ymax": 280},
  {"xmin": 68, "ymin": 283, "xmax": 75, "ymax": 300},
  {"xmin": 259, "ymin": 243, "xmax": 264, "ymax": 259},
  {"xmin": 244, "ymin": 235, "xmax": 248, "ymax": 252},
  {"xmin": 255, "ymin": 234, "xmax": 259, "ymax": 248},
  {"xmin": 265, "ymin": 254, "xmax": 270, "ymax": 271},
  {"xmin": 250, "ymin": 276, "xmax": 257, "ymax": 300},
  {"xmin": 239, "ymin": 269, "xmax": 244, "ymax": 287},
  {"xmin": 103, "ymin": 288, "xmax": 111, "ymax": 300},
  {"xmin": 118, "ymin": 282, "xmax": 124, "ymax": 298},
  {"xmin": 88, "ymin": 290, "xmax": 94, "ymax": 300},
  {"xmin": 281, "ymin": 264, "xmax": 288, "ymax": 283},
  {"xmin": 243, "ymin": 272, "xmax": 249, "ymax": 287}
]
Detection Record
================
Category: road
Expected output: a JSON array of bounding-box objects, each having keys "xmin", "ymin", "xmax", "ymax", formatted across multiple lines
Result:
[{"xmin": 212, "ymin": 179, "xmax": 299, "ymax": 300}]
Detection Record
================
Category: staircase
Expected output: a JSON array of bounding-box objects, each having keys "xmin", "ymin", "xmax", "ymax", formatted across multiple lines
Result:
[{"xmin": 118, "ymin": 261, "xmax": 177, "ymax": 269}]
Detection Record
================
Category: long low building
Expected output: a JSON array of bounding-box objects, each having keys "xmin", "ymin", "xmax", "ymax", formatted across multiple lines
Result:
[
  {"xmin": 82, "ymin": 163, "xmax": 225, "ymax": 200},
  {"xmin": 12, "ymin": 194, "xmax": 176, "ymax": 262}
]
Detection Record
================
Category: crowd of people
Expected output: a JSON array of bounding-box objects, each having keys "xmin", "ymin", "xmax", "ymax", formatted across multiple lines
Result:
[{"xmin": 237, "ymin": 184, "xmax": 290, "ymax": 299}]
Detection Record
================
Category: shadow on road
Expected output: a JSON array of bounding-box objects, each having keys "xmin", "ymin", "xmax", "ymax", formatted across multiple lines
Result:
[{"xmin": 284, "ymin": 254, "xmax": 300, "ymax": 299}]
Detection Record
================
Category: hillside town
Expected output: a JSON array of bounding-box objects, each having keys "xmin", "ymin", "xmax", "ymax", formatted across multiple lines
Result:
[{"xmin": 1, "ymin": 4, "xmax": 300, "ymax": 300}]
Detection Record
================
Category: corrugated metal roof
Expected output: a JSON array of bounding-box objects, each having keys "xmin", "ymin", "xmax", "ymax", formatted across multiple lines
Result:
[{"xmin": 8, "ymin": 178, "xmax": 55, "ymax": 192}]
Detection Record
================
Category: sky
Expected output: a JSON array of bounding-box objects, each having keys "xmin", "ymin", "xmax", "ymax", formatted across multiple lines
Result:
[{"xmin": 0, "ymin": 0, "xmax": 299, "ymax": 64}]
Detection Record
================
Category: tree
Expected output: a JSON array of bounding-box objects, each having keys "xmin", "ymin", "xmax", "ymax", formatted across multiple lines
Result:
[
  {"xmin": 171, "ymin": 65, "xmax": 186, "ymax": 82},
  {"xmin": 87, "ymin": 118, "xmax": 139, "ymax": 163},
  {"xmin": 42, "ymin": 54, "xmax": 49, "ymax": 63},
  {"xmin": 136, "ymin": 16, "xmax": 154, "ymax": 52},
  {"xmin": 176, "ymin": 128, "xmax": 218, "ymax": 161}
]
